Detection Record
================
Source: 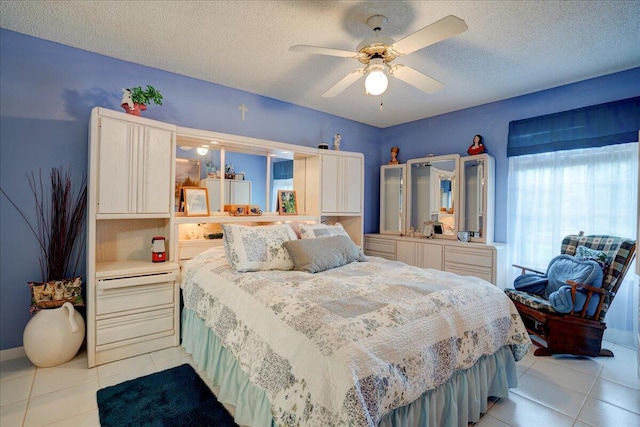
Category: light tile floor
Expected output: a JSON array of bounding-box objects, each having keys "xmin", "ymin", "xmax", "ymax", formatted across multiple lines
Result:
[{"xmin": 1, "ymin": 342, "xmax": 638, "ymax": 427}]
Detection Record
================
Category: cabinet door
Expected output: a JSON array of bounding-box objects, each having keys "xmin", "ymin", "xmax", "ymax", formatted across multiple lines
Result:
[
  {"xmin": 138, "ymin": 126, "xmax": 172, "ymax": 214},
  {"xmin": 417, "ymin": 244, "xmax": 443, "ymax": 270},
  {"xmin": 321, "ymin": 155, "xmax": 362, "ymax": 214},
  {"xmin": 97, "ymin": 118, "xmax": 172, "ymax": 214},
  {"xmin": 342, "ymin": 156, "xmax": 362, "ymax": 213},
  {"xmin": 396, "ymin": 240, "xmax": 443, "ymax": 270},
  {"xmin": 98, "ymin": 118, "xmax": 135, "ymax": 214},
  {"xmin": 396, "ymin": 241, "xmax": 417, "ymax": 266},
  {"xmin": 321, "ymin": 155, "xmax": 340, "ymax": 213}
]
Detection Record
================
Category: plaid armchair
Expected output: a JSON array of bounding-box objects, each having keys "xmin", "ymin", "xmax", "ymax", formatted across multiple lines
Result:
[{"xmin": 505, "ymin": 234, "xmax": 636, "ymax": 357}]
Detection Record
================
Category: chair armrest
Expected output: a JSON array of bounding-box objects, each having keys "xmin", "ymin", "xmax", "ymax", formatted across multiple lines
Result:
[
  {"xmin": 566, "ymin": 280, "xmax": 613, "ymax": 319},
  {"xmin": 565, "ymin": 280, "xmax": 613, "ymax": 296},
  {"xmin": 512, "ymin": 264, "xmax": 545, "ymax": 275}
]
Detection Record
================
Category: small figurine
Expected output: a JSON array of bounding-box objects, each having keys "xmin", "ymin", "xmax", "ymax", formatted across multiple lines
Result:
[
  {"xmin": 333, "ymin": 133, "xmax": 341, "ymax": 150},
  {"xmin": 467, "ymin": 134, "xmax": 486, "ymax": 155},
  {"xmin": 389, "ymin": 147, "xmax": 400, "ymax": 164},
  {"xmin": 121, "ymin": 88, "xmax": 134, "ymax": 110}
]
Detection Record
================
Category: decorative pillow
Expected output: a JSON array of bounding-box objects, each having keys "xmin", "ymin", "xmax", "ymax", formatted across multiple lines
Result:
[
  {"xmin": 283, "ymin": 235, "xmax": 368, "ymax": 273},
  {"xmin": 221, "ymin": 224, "xmax": 297, "ymax": 272},
  {"xmin": 299, "ymin": 223, "xmax": 348, "ymax": 239},
  {"xmin": 286, "ymin": 222, "xmax": 303, "ymax": 239},
  {"xmin": 29, "ymin": 276, "xmax": 84, "ymax": 314},
  {"xmin": 574, "ymin": 245, "xmax": 611, "ymax": 274}
]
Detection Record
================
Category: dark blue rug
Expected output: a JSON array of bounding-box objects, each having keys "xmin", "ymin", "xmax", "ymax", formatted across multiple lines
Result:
[{"xmin": 97, "ymin": 363, "xmax": 238, "ymax": 427}]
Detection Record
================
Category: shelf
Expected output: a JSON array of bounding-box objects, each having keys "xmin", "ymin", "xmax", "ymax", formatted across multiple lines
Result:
[
  {"xmin": 96, "ymin": 260, "xmax": 179, "ymax": 278},
  {"xmin": 97, "ymin": 213, "xmax": 171, "ymax": 220},
  {"xmin": 174, "ymin": 213, "xmax": 320, "ymax": 225}
]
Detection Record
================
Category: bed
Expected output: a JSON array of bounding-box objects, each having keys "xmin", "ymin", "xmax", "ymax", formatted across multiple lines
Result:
[{"xmin": 180, "ymin": 223, "xmax": 531, "ymax": 427}]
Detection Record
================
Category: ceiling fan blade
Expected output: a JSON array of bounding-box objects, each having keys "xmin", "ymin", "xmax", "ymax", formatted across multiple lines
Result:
[
  {"xmin": 390, "ymin": 65, "xmax": 444, "ymax": 94},
  {"xmin": 289, "ymin": 45, "xmax": 357, "ymax": 58},
  {"xmin": 392, "ymin": 15, "xmax": 468, "ymax": 55},
  {"xmin": 321, "ymin": 68, "xmax": 365, "ymax": 98}
]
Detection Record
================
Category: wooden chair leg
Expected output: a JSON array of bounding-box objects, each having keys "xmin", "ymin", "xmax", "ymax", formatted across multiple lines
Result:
[{"xmin": 598, "ymin": 348, "xmax": 614, "ymax": 357}]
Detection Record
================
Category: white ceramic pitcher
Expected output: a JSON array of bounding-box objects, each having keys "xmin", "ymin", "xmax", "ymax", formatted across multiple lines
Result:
[{"xmin": 23, "ymin": 302, "xmax": 85, "ymax": 367}]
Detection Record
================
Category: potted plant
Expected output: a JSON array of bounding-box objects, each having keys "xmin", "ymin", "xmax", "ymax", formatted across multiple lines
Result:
[
  {"xmin": 121, "ymin": 85, "xmax": 163, "ymax": 116},
  {"xmin": 1, "ymin": 167, "xmax": 87, "ymax": 367}
]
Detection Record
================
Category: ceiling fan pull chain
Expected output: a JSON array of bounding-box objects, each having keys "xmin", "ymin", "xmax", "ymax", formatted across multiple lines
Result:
[{"xmin": 379, "ymin": 96, "xmax": 384, "ymax": 111}]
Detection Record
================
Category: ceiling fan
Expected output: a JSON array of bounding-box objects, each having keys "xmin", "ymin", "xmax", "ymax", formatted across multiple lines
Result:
[{"xmin": 289, "ymin": 15, "xmax": 468, "ymax": 98}]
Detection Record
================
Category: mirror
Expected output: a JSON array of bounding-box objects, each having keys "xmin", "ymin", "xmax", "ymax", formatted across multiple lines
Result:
[
  {"xmin": 175, "ymin": 131, "xmax": 318, "ymax": 218},
  {"xmin": 406, "ymin": 154, "xmax": 459, "ymax": 237},
  {"xmin": 379, "ymin": 165, "xmax": 406, "ymax": 234},
  {"xmin": 176, "ymin": 134, "xmax": 308, "ymax": 215},
  {"xmin": 176, "ymin": 144, "xmax": 268, "ymax": 213},
  {"xmin": 461, "ymin": 154, "xmax": 494, "ymax": 243}
]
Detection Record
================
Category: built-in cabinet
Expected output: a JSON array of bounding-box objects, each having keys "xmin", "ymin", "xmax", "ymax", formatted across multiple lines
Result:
[
  {"xmin": 364, "ymin": 234, "xmax": 506, "ymax": 288},
  {"xmin": 373, "ymin": 152, "xmax": 502, "ymax": 287},
  {"xmin": 87, "ymin": 108, "xmax": 179, "ymax": 368},
  {"xmin": 298, "ymin": 151, "xmax": 364, "ymax": 245},
  {"xmin": 87, "ymin": 108, "xmax": 366, "ymax": 367},
  {"xmin": 97, "ymin": 116, "xmax": 173, "ymax": 214},
  {"xmin": 380, "ymin": 153, "xmax": 495, "ymax": 244}
]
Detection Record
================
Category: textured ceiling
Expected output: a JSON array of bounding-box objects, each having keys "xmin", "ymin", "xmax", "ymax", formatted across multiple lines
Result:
[{"xmin": 1, "ymin": 1, "xmax": 639, "ymax": 128}]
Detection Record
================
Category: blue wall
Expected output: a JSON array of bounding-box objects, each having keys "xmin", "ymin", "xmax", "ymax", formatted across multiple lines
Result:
[
  {"xmin": 1, "ymin": 28, "xmax": 638, "ymax": 351},
  {"xmin": 0, "ymin": 29, "xmax": 380, "ymax": 350}
]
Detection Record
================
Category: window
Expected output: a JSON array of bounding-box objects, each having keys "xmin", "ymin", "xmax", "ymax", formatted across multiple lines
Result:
[
  {"xmin": 507, "ymin": 142, "xmax": 638, "ymax": 346},
  {"xmin": 272, "ymin": 160, "xmax": 293, "ymax": 212},
  {"xmin": 506, "ymin": 97, "xmax": 639, "ymax": 346}
]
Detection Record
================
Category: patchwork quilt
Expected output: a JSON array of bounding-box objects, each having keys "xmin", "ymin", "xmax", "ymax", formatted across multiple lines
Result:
[{"xmin": 181, "ymin": 249, "xmax": 531, "ymax": 426}]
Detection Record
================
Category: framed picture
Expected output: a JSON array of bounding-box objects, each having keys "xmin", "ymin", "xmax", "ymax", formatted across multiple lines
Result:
[
  {"xmin": 182, "ymin": 187, "xmax": 210, "ymax": 216},
  {"xmin": 175, "ymin": 159, "xmax": 201, "ymax": 210},
  {"xmin": 277, "ymin": 190, "xmax": 297, "ymax": 215},
  {"xmin": 248, "ymin": 205, "xmax": 262, "ymax": 215}
]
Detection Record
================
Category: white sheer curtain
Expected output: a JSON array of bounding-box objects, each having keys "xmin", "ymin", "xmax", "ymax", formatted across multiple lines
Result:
[{"xmin": 507, "ymin": 142, "xmax": 638, "ymax": 347}]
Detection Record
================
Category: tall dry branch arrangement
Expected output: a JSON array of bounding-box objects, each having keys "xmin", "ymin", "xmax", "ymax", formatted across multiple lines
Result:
[{"xmin": 1, "ymin": 167, "xmax": 87, "ymax": 282}]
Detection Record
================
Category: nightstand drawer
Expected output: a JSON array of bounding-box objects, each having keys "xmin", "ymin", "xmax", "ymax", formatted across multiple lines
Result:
[
  {"xmin": 364, "ymin": 237, "xmax": 395, "ymax": 257},
  {"xmin": 96, "ymin": 307, "xmax": 174, "ymax": 346},
  {"xmin": 97, "ymin": 272, "xmax": 176, "ymax": 315},
  {"xmin": 444, "ymin": 246, "xmax": 493, "ymax": 268},
  {"xmin": 445, "ymin": 264, "xmax": 493, "ymax": 284}
]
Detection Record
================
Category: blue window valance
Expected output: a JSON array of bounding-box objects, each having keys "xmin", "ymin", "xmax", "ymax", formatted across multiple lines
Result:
[
  {"xmin": 273, "ymin": 160, "xmax": 293, "ymax": 180},
  {"xmin": 507, "ymin": 97, "xmax": 640, "ymax": 157}
]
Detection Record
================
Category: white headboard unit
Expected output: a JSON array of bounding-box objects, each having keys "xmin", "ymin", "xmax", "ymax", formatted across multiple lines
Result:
[{"xmin": 174, "ymin": 125, "xmax": 364, "ymax": 264}]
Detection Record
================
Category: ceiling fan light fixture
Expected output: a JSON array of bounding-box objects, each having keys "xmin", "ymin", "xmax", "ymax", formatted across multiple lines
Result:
[
  {"xmin": 365, "ymin": 59, "xmax": 388, "ymax": 96},
  {"xmin": 196, "ymin": 146, "xmax": 209, "ymax": 155}
]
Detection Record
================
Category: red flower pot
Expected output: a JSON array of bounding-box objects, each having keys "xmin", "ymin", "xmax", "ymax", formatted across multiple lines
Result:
[{"xmin": 121, "ymin": 103, "xmax": 147, "ymax": 116}]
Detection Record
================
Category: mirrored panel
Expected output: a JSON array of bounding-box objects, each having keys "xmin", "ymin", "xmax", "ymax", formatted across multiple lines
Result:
[
  {"xmin": 462, "ymin": 158, "xmax": 483, "ymax": 238},
  {"xmin": 407, "ymin": 154, "xmax": 459, "ymax": 237},
  {"xmin": 380, "ymin": 165, "xmax": 406, "ymax": 234},
  {"xmin": 176, "ymin": 144, "xmax": 268, "ymax": 213},
  {"xmin": 460, "ymin": 154, "xmax": 494, "ymax": 243}
]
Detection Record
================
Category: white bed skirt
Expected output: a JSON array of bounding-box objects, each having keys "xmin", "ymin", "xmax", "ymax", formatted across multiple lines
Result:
[{"xmin": 182, "ymin": 308, "xmax": 518, "ymax": 427}]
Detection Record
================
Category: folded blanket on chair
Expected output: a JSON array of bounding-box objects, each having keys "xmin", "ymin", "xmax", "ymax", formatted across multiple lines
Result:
[
  {"xmin": 514, "ymin": 254, "xmax": 603, "ymax": 316},
  {"xmin": 548, "ymin": 285, "xmax": 598, "ymax": 315}
]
